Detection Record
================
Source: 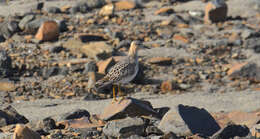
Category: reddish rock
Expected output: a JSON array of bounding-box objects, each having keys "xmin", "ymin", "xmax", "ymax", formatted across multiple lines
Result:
[
  {"xmin": 97, "ymin": 57, "xmax": 116, "ymax": 74},
  {"xmin": 204, "ymin": 0, "xmax": 228, "ymax": 24},
  {"xmin": 154, "ymin": 7, "xmax": 174, "ymax": 15},
  {"xmin": 115, "ymin": 1, "xmax": 136, "ymax": 11},
  {"xmin": 57, "ymin": 115, "xmax": 105, "ymax": 129},
  {"xmin": 227, "ymin": 62, "xmax": 248, "ymax": 76},
  {"xmin": 100, "ymin": 97, "xmax": 159, "ymax": 121},
  {"xmin": 161, "ymin": 80, "xmax": 173, "ymax": 93},
  {"xmin": 173, "ymin": 34, "xmax": 189, "ymax": 43},
  {"xmin": 35, "ymin": 21, "xmax": 59, "ymax": 41},
  {"xmin": 13, "ymin": 124, "xmax": 41, "ymax": 139},
  {"xmin": 99, "ymin": 4, "xmax": 114, "ymax": 16},
  {"xmin": 0, "ymin": 81, "xmax": 16, "ymax": 91}
]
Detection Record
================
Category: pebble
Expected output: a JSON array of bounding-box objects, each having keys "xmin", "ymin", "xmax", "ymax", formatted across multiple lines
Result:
[
  {"xmin": 35, "ymin": 21, "xmax": 59, "ymax": 41},
  {"xmin": 204, "ymin": 0, "xmax": 228, "ymax": 23},
  {"xmin": 46, "ymin": 7, "xmax": 61, "ymax": 14},
  {"xmin": 103, "ymin": 117, "xmax": 146, "ymax": 138},
  {"xmin": 58, "ymin": 109, "xmax": 90, "ymax": 121},
  {"xmin": 18, "ymin": 15, "xmax": 35, "ymax": 30},
  {"xmin": 115, "ymin": 1, "xmax": 136, "ymax": 11}
]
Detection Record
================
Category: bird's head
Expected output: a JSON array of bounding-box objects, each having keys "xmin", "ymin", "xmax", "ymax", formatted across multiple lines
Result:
[{"xmin": 128, "ymin": 40, "xmax": 143, "ymax": 57}]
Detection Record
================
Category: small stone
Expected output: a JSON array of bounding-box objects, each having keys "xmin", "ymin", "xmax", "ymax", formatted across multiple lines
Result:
[
  {"xmin": 103, "ymin": 117, "xmax": 145, "ymax": 138},
  {"xmin": 100, "ymin": 97, "xmax": 159, "ymax": 121},
  {"xmin": 46, "ymin": 6, "xmax": 61, "ymax": 13},
  {"xmin": 0, "ymin": 50, "xmax": 12, "ymax": 78},
  {"xmin": 33, "ymin": 2, "xmax": 44, "ymax": 11},
  {"xmin": 35, "ymin": 21, "xmax": 59, "ymax": 41},
  {"xmin": 115, "ymin": 1, "xmax": 136, "ymax": 11},
  {"xmin": 204, "ymin": 0, "xmax": 228, "ymax": 24},
  {"xmin": 161, "ymin": 80, "xmax": 173, "ymax": 93},
  {"xmin": 13, "ymin": 124, "xmax": 41, "ymax": 139},
  {"xmin": 57, "ymin": 115, "xmax": 105, "ymax": 129},
  {"xmin": 173, "ymin": 34, "xmax": 189, "ymax": 43},
  {"xmin": 211, "ymin": 124, "xmax": 250, "ymax": 139},
  {"xmin": 37, "ymin": 117, "xmax": 56, "ymax": 132},
  {"xmin": 97, "ymin": 57, "xmax": 116, "ymax": 74},
  {"xmin": 19, "ymin": 15, "xmax": 35, "ymax": 30},
  {"xmin": 60, "ymin": 5, "xmax": 71, "ymax": 12},
  {"xmin": 0, "ymin": 21, "xmax": 18, "ymax": 39},
  {"xmin": 189, "ymin": 10, "xmax": 204, "ymax": 17},
  {"xmin": 147, "ymin": 57, "xmax": 172, "ymax": 65},
  {"xmin": 58, "ymin": 109, "xmax": 90, "ymax": 121},
  {"xmin": 227, "ymin": 62, "xmax": 248, "ymax": 76},
  {"xmin": 74, "ymin": 2, "xmax": 89, "ymax": 13},
  {"xmin": 25, "ymin": 18, "xmax": 49, "ymax": 33},
  {"xmin": 228, "ymin": 62, "xmax": 260, "ymax": 82},
  {"xmin": 99, "ymin": 4, "xmax": 114, "ymax": 16},
  {"xmin": 154, "ymin": 7, "xmax": 174, "ymax": 15},
  {"xmin": 0, "ymin": 80, "xmax": 16, "ymax": 91},
  {"xmin": 84, "ymin": 61, "xmax": 97, "ymax": 73},
  {"xmin": 0, "ymin": 35, "xmax": 5, "ymax": 42},
  {"xmin": 86, "ymin": 0, "xmax": 105, "ymax": 9}
]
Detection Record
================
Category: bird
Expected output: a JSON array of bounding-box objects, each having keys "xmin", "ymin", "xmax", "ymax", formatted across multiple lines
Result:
[{"xmin": 95, "ymin": 41, "xmax": 143, "ymax": 103}]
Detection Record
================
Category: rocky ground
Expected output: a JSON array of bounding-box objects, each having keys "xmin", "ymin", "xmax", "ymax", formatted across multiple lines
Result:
[{"xmin": 0, "ymin": 0, "xmax": 260, "ymax": 138}]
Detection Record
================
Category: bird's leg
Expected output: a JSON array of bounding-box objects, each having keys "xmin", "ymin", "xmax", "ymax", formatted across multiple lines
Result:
[
  {"xmin": 111, "ymin": 85, "xmax": 117, "ymax": 103},
  {"xmin": 118, "ymin": 84, "xmax": 125, "ymax": 103}
]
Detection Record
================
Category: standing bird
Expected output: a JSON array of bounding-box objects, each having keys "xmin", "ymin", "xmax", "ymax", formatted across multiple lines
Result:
[{"xmin": 95, "ymin": 41, "xmax": 142, "ymax": 103}]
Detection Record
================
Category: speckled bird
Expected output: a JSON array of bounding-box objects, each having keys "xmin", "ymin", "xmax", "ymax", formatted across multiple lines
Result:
[{"xmin": 95, "ymin": 41, "xmax": 142, "ymax": 102}]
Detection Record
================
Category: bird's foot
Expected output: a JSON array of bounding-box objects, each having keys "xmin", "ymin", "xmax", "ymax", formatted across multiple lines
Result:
[
  {"xmin": 111, "ymin": 98, "xmax": 118, "ymax": 104},
  {"xmin": 118, "ymin": 96, "xmax": 125, "ymax": 104}
]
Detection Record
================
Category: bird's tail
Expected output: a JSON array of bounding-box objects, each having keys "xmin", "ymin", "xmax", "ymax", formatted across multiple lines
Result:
[{"xmin": 94, "ymin": 77, "xmax": 113, "ymax": 92}]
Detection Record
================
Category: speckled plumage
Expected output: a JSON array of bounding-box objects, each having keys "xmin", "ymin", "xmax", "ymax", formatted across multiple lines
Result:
[{"xmin": 95, "ymin": 41, "xmax": 141, "ymax": 90}]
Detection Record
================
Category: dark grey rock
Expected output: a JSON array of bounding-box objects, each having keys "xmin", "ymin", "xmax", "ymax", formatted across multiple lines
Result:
[
  {"xmin": 0, "ymin": 21, "xmax": 19, "ymax": 39},
  {"xmin": 25, "ymin": 17, "xmax": 49, "ymax": 33},
  {"xmin": 229, "ymin": 63, "xmax": 260, "ymax": 82},
  {"xmin": 42, "ymin": 117, "xmax": 56, "ymax": 131},
  {"xmin": 32, "ymin": 2, "xmax": 44, "ymax": 11},
  {"xmin": 72, "ymin": 128, "xmax": 101, "ymax": 138},
  {"xmin": 103, "ymin": 117, "xmax": 146, "ymax": 138},
  {"xmin": 75, "ymin": 2, "xmax": 89, "ymax": 13},
  {"xmin": 84, "ymin": 61, "xmax": 97, "ymax": 73},
  {"xmin": 46, "ymin": 6, "xmax": 61, "ymax": 13},
  {"xmin": 18, "ymin": 15, "xmax": 35, "ymax": 30},
  {"xmin": 211, "ymin": 124, "xmax": 250, "ymax": 139},
  {"xmin": 241, "ymin": 29, "xmax": 260, "ymax": 40},
  {"xmin": 69, "ymin": 6, "xmax": 79, "ymax": 14},
  {"xmin": 56, "ymin": 20, "xmax": 67, "ymax": 32},
  {"xmin": 7, "ymin": 21, "xmax": 19, "ymax": 33},
  {"xmin": 0, "ymin": 50, "xmax": 12, "ymax": 78},
  {"xmin": 85, "ymin": 0, "xmax": 105, "ymax": 9},
  {"xmin": 58, "ymin": 109, "xmax": 90, "ymax": 121},
  {"xmin": 0, "ymin": 35, "xmax": 5, "ymax": 42},
  {"xmin": 0, "ymin": 105, "xmax": 29, "ymax": 127}
]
